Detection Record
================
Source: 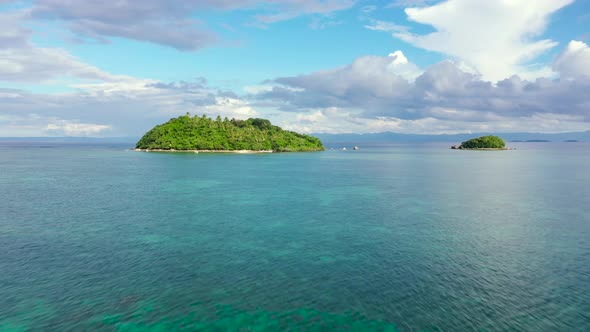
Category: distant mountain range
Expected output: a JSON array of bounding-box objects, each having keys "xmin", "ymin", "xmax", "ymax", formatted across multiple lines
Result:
[
  {"xmin": 0, "ymin": 137, "xmax": 138, "ymax": 143},
  {"xmin": 314, "ymin": 131, "xmax": 590, "ymax": 144},
  {"xmin": 1, "ymin": 130, "xmax": 589, "ymax": 145}
]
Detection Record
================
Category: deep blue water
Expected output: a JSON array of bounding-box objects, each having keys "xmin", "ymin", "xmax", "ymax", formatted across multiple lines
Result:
[{"xmin": 1, "ymin": 141, "xmax": 589, "ymax": 331}]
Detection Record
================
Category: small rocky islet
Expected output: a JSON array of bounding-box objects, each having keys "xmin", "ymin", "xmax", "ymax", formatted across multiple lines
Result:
[{"xmin": 451, "ymin": 135, "xmax": 510, "ymax": 150}]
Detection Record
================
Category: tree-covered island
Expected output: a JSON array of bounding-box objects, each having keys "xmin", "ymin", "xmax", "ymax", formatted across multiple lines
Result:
[
  {"xmin": 451, "ymin": 135, "xmax": 508, "ymax": 150},
  {"xmin": 135, "ymin": 114, "xmax": 324, "ymax": 152}
]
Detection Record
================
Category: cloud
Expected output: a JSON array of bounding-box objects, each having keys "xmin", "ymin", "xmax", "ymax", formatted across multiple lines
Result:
[
  {"xmin": 308, "ymin": 17, "xmax": 343, "ymax": 30},
  {"xmin": 30, "ymin": 0, "xmax": 218, "ymax": 51},
  {"xmin": 0, "ymin": 9, "xmax": 260, "ymax": 136},
  {"xmin": 386, "ymin": 0, "xmax": 437, "ymax": 8},
  {"xmin": 0, "ymin": 46, "xmax": 130, "ymax": 83},
  {"xmin": 28, "ymin": 0, "xmax": 356, "ymax": 50},
  {"xmin": 278, "ymin": 107, "xmax": 589, "ymax": 135},
  {"xmin": 255, "ymin": 0, "xmax": 355, "ymax": 25},
  {"xmin": 0, "ymin": 76, "xmax": 260, "ymax": 136},
  {"xmin": 46, "ymin": 121, "xmax": 112, "ymax": 136},
  {"xmin": 554, "ymin": 40, "xmax": 590, "ymax": 79},
  {"xmin": 1, "ymin": 0, "xmax": 587, "ymax": 136},
  {"xmin": 364, "ymin": 20, "xmax": 408, "ymax": 33},
  {"xmin": 254, "ymin": 0, "xmax": 355, "ymax": 24},
  {"xmin": 0, "ymin": 12, "xmax": 31, "ymax": 48},
  {"xmin": 204, "ymin": 97, "xmax": 258, "ymax": 118},
  {"xmin": 255, "ymin": 50, "xmax": 419, "ymax": 111},
  {"xmin": 2, "ymin": 46, "xmax": 589, "ymax": 136},
  {"xmin": 253, "ymin": 51, "xmax": 590, "ymax": 134},
  {"xmin": 390, "ymin": 0, "xmax": 573, "ymax": 81},
  {"xmin": 0, "ymin": 10, "xmax": 137, "ymax": 84}
]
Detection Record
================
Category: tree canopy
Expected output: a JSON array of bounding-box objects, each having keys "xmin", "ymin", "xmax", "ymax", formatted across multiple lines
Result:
[
  {"xmin": 135, "ymin": 114, "xmax": 324, "ymax": 152},
  {"xmin": 459, "ymin": 135, "xmax": 506, "ymax": 149}
]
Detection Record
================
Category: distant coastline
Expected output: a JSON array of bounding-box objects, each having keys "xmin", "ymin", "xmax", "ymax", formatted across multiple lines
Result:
[
  {"xmin": 511, "ymin": 139, "xmax": 551, "ymax": 142},
  {"xmin": 315, "ymin": 130, "xmax": 589, "ymax": 144}
]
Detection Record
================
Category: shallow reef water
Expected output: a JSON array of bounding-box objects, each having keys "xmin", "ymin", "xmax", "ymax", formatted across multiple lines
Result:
[{"xmin": 1, "ymin": 141, "xmax": 589, "ymax": 330}]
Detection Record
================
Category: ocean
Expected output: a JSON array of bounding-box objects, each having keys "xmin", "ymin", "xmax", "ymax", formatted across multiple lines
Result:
[{"xmin": 1, "ymin": 141, "xmax": 589, "ymax": 330}]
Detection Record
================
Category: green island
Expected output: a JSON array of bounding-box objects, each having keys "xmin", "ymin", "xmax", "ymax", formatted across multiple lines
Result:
[
  {"xmin": 451, "ymin": 135, "xmax": 509, "ymax": 150},
  {"xmin": 135, "ymin": 114, "xmax": 324, "ymax": 152}
]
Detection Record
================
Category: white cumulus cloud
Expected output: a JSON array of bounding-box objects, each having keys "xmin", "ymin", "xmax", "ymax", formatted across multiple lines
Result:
[
  {"xmin": 393, "ymin": 0, "xmax": 573, "ymax": 81},
  {"xmin": 554, "ymin": 40, "xmax": 590, "ymax": 79},
  {"xmin": 254, "ymin": 50, "xmax": 590, "ymax": 134},
  {"xmin": 46, "ymin": 121, "xmax": 112, "ymax": 136}
]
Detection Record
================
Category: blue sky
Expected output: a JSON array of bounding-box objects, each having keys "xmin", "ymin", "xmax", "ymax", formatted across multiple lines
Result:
[
  {"xmin": 1, "ymin": 0, "xmax": 589, "ymax": 136},
  {"xmin": 26, "ymin": 2, "xmax": 444, "ymax": 89}
]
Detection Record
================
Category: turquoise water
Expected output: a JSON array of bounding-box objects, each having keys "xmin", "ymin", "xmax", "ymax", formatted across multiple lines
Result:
[{"xmin": 1, "ymin": 141, "xmax": 589, "ymax": 331}]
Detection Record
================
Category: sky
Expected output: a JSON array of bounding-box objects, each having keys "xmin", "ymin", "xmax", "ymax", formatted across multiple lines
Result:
[{"xmin": 1, "ymin": 0, "xmax": 589, "ymax": 137}]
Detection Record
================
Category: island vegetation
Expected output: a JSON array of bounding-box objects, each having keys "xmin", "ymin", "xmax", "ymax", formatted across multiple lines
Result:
[
  {"xmin": 135, "ymin": 114, "xmax": 324, "ymax": 152},
  {"xmin": 452, "ymin": 135, "xmax": 507, "ymax": 150}
]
